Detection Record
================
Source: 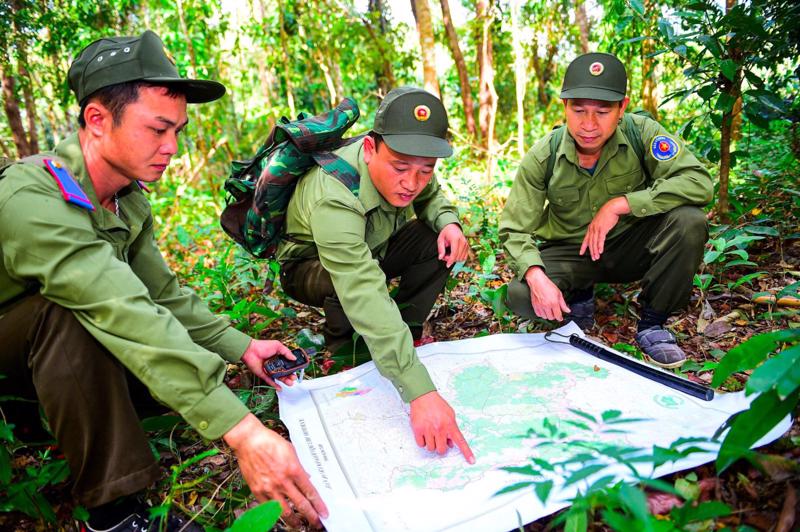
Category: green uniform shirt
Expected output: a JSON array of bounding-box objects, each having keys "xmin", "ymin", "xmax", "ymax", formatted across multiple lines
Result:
[
  {"xmin": 277, "ymin": 139, "xmax": 460, "ymax": 402},
  {"xmin": 499, "ymin": 113, "xmax": 713, "ymax": 279},
  {"xmin": 0, "ymin": 133, "xmax": 252, "ymax": 440}
]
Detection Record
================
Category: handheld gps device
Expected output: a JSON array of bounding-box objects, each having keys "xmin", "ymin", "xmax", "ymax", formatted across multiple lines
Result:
[{"xmin": 265, "ymin": 348, "xmax": 310, "ymax": 378}]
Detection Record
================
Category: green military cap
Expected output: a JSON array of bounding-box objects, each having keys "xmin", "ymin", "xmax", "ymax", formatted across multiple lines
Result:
[
  {"xmin": 560, "ymin": 52, "xmax": 627, "ymax": 102},
  {"xmin": 68, "ymin": 30, "xmax": 225, "ymax": 105},
  {"xmin": 373, "ymin": 87, "xmax": 452, "ymax": 158}
]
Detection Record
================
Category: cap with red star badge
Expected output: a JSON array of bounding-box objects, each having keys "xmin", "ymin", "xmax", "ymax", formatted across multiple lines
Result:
[
  {"xmin": 650, "ymin": 134, "xmax": 680, "ymax": 161},
  {"xmin": 560, "ymin": 52, "xmax": 627, "ymax": 102},
  {"xmin": 372, "ymin": 87, "xmax": 452, "ymax": 158}
]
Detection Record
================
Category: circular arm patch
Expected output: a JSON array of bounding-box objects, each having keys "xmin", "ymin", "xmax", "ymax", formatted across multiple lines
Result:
[{"xmin": 650, "ymin": 135, "xmax": 680, "ymax": 161}]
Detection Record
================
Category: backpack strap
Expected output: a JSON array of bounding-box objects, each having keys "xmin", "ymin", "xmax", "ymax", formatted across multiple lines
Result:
[
  {"xmin": 310, "ymin": 134, "xmax": 366, "ymax": 196},
  {"xmin": 619, "ymin": 113, "xmax": 650, "ymax": 181},
  {"xmin": 544, "ymin": 126, "xmax": 565, "ymax": 189}
]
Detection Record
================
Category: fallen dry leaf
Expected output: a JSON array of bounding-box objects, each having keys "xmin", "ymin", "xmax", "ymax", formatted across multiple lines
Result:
[{"xmin": 776, "ymin": 482, "xmax": 796, "ymax": 532}]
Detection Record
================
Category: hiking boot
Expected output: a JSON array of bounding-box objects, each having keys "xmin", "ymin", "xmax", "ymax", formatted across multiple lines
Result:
[
  {"xmin": 635, "ymin": 326, "xmax": 687, "ymax": 369},
  {"xmin": 563, "ymin": 298, "xmax": 595, "ymax": 330},
  {"xmin": 81, "ymin": 509, "xmax": 204, "ymax": 532}
]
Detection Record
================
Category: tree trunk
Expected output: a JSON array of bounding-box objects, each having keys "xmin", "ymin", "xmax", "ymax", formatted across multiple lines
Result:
[
  {"xmin": 2, "ymin": 0, "xmax": 37, "ymax": 157},
  {"xmin": 256, "ymin": 0, "xmax": 277, "ymax": 129},
  {"xmin": 1, "ymin": 64, "xmax": 32, "ymax": 157},
  {"xmin": 317, "ymin": 53, "xmax": 338, "ymax": 107},
  {"xmin": 476, "ymin": 0, "xmax": 497, "ymax": 175},
  {"xmin": 439, "ymin": 0, "xmax": 475, "ymax": 137},
  {"xmin": 717, "ymin": 0, "xmax": 742, "ymax": 222},
  {"xmin": 530, "ymin": 35, "xmax": 557, "ymax": 107},
  {"xmin": 575, "ymin": 0, "xmax": 591, "ymax": 54},
  {"xmin": 368, "ymin": 0, "xmax": 395, "ymax": 95},
  {"xmin": 411, "ymin": 0, "xmax": 440, "ymax": 97},
  {"xmin": 278, "ymin": 0, "xmax": 297, "ymax": 117},
  {"xmin": 510, "ymin": 0, "xmax": 525, "ymax": 156},
  {"xmin": 17, "ymin": 55, "xmax": 39, "ymax": 153},
  {"xmin": 640, "ymin": 0, "xmax": 659, "ymax": 119}
]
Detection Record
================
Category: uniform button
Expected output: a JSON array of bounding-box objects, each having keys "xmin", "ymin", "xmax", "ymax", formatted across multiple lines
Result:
[
  {"xmin": 198, "ymin": 421, "xmax": 209, "ymax": 430},
  {"xmin": 641, "ymin": 208, "xmax": 647, "ymax": 214},
  {"xmin": 626, "ymin": 186, "xmax": 632, "ymax": 191},
  {"xmin": 398, "ymin": 386, "xmax": 404, "ymax": 394}
]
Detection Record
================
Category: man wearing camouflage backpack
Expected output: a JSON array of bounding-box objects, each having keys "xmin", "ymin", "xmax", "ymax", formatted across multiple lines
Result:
[
  {"xmin": 499, "ymin": 52, "xmax": 713, "ymax": 368},
  {"xmin": 277, "ymin": 87, "xmax": 475, "ymax": 464}
]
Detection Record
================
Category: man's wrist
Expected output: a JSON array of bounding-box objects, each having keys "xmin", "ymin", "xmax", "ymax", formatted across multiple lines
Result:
[
  {"xmin": 223, "ymin": 413, "xmax": 258, "ymax": 449},
  {"xmin": 607, "ymin": 196, "xmax": 631, "ymax": 215},
  {"xmin": 524, "ymin": 265, "xmax": 546, "ymax": 283}
]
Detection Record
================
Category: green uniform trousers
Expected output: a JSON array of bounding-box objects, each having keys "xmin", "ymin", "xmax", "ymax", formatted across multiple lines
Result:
[
  {"xmin": 280, "ymin": 220, "xmax": 450, "ymax": 352},
  {"xmin": 0, "ymin": 294, "xmax": 161, "ymax": 508},
  {"xmin": 506, "ymin": 206, "xmax": 708, "ymax": 316}
]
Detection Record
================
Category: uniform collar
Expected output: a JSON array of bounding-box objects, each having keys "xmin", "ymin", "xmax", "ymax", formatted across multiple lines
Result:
[{"xmin": 53, "ymin": 133, "xmax": 147, "ymax": 229}]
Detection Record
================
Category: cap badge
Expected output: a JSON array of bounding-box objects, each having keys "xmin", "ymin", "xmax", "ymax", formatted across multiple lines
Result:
[
  {"xmin": 163, "ymin": 46, "xmax": 176, "ymax": 66},
  {"xmin": 589, "ymin": 61, "xmax": 605, "ymax": 76},
  {"xmin": 414, "ymin": 105, "xmax": 431, "ymax": 122},
  {"xmin": 650, "ymin": 134, "xmax": 680, "ymax": 161}
]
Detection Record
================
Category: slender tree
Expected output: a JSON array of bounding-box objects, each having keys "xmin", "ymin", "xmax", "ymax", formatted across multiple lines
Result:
[
  {"xmin": 476, "ymin": 0, "xmax": 497, "ymax": 169},
  {"xmin": 575, "ymin": 0, "xmax": 591, "ymax": 54},
  {"xmin": 640, "ymin": 0, "xmax": 659, "ymax": 119},
  {"xmin": 278, "ymin": 0, "xmax": 297, "ymax": 117},
  {"xmin": 440, "ymin": 0, "xmax": 476, "ymax": 137},
  {"xmin": 510, "ymin": 0, "xmax": 526, "ymax": 156},
  {"xmin": 1, "ymin": 0, "xmax": 39, "ymax": 157},
  {"xmin": 411, "ymin": 0, "xmax": 440, "ymax": 97}
]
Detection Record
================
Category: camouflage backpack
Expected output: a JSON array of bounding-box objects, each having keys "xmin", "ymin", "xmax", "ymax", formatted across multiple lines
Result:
[{"xmin": 220, "ymin": 97, "xmax": 363, "ymax": 258}]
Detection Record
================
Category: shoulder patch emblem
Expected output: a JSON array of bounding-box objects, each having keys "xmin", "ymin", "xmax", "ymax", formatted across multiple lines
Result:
[
  {"xmin": 650, "ymin": 135, "xmax": 680, "ymax": 162},
  {"xmin": 42, "ymin": 159, "xmax": 95, "ymax": 211}
]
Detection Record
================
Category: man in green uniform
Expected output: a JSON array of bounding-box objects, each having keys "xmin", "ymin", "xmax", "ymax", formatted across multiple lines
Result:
[
  {"xmin": 499, "ymin": 52, "xmax": 712, "ymax": 368},
  {"xmin": 0, "ymin": 31, "xmax": 327, "ymax": 531},
  {"xmin": 277, "ymin": 87, "xmax": 475, "ymax": 464}
]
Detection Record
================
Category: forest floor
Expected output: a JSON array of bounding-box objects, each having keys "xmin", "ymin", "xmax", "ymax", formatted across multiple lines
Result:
[{"xmin": 2, "ymin": 234, "xmax": 799, "ymax": 532}]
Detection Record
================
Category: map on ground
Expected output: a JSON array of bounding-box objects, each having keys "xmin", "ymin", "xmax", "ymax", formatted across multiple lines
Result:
[{"xmin": 279, "ymin": 324, "xmax": 791, "ymax": 532}]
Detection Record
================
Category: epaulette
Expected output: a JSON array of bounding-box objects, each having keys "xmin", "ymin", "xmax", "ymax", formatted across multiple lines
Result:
[{"xmin": 41, "ymin": 158, "xmax": 95, "ymax": 211}]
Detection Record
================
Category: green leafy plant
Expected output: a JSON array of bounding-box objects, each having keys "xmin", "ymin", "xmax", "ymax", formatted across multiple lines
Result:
[
  {"xmin": 0, "ymin": 420, "xmax": 68, "ymax": 523},
  {"xmin": 711, "ymin": 328, "xmax": 800, "ymax": 471},
  {"xmin": 497, "ymin": 409, "xmax": 726, "ymax": 532}
]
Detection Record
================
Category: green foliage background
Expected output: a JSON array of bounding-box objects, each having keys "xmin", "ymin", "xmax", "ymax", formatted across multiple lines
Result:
[{"xmin": 1, "ymin": 0, "xmax": 799, "ymax": 530}]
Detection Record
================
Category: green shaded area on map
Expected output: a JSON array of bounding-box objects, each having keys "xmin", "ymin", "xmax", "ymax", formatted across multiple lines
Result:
[{"xmin": 394, "ymin": 361, "xmax": 610, "ymax": 490}]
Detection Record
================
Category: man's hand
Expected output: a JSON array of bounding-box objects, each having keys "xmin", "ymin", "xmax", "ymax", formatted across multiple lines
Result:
[
  {"xmin": 225, "ymin": 414, "xmax": 329, "ymax": 529},
  {"xmin": 437, "ymin": 223, "xmax": 469, "ymax": 268},
  {"xmin": 524, "ymin": 266, "xmax": 570, "ymax": 321},
  {"xmin": 410, "ymin": 391, "xmax": 475, "ymax": 464},
  {"xmin": 580, "ymin": 196, "xmax": 631, "ymax": 261},
  {"xmin": 241, "ymin": 340, "xmax": 297, "ymax": 391}
]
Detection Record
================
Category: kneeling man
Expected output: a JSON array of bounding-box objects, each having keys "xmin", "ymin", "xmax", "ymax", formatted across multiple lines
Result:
[
  {"xmin": 277, "ymin": 87, "xmax": 474, "ymax": 462},
  {"xmin": 499, "ymin": 53, "xmax": 713, "ymax": 368}
]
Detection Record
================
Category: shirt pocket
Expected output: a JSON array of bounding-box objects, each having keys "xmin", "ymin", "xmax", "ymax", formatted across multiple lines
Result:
[
  {"xmin": 605, "ymin": 170, "xmax": 645, "ymax": 196},
  {"xmin": 547, "ymin": 187, "xmax": 581, "ymax": 207}
]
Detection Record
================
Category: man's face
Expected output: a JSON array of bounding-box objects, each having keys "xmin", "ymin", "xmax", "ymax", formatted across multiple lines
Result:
[
  {"xmin": 563, "ymin": 97, "xmax": 629, "ymax": 155},
  {"xmin": 99, "ymin": 86, "xmax": 189, "ymax": 183},
  {"xmin": 363, "ymin": 136, "xmax": 437, "ymax": 207}
]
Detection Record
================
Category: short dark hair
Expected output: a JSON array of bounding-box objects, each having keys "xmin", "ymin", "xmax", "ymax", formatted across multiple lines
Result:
[
  {"xmin": 368, "ymin": 131, "xmax": 384, "ymax": 151},
  {"xmin": 78, "ymin": 81, "xmax": 185, "ymax": 128}
]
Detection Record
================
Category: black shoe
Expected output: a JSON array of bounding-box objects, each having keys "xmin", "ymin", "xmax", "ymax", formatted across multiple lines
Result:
[
  {"xmin": 563, "ymin": 298, "xmax": 595, "ymax": 330},
  {"xmin": 81, "ymin": 509, "xmax": 204, "ymax": 532}
]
